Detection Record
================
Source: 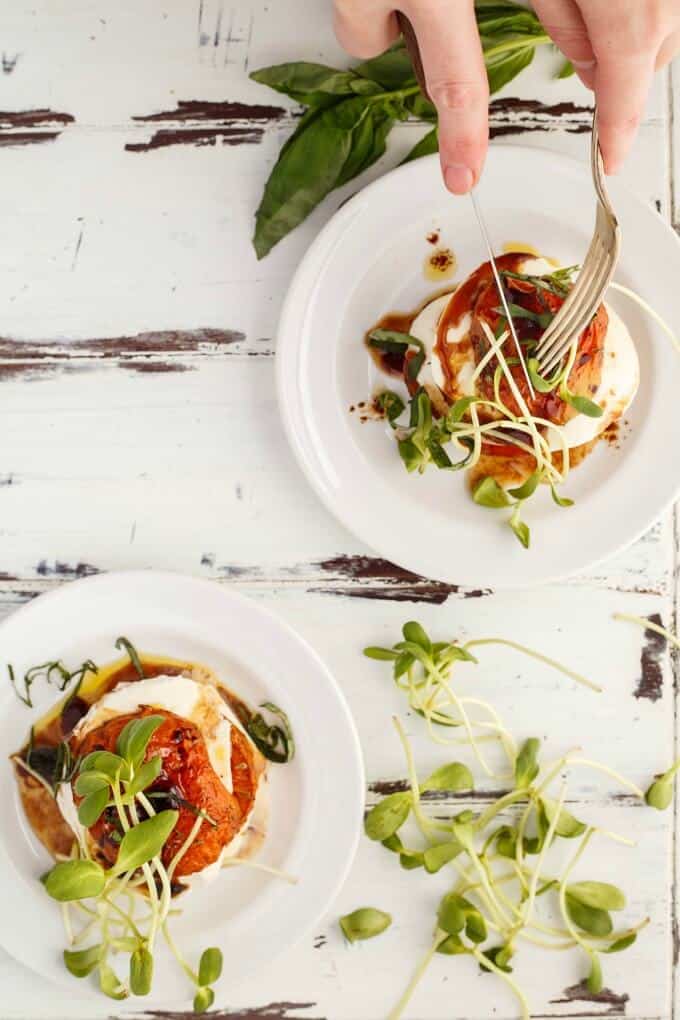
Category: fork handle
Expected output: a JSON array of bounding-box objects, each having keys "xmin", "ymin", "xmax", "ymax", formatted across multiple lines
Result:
[{"xmin": 396, "ymin": 12, "xmax": 430, "ymax": 100}]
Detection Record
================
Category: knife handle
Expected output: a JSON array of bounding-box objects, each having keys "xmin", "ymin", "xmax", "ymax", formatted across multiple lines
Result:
[{"xmin": 396, "ymin": 12, "xmax": 430, "ymax": 101}]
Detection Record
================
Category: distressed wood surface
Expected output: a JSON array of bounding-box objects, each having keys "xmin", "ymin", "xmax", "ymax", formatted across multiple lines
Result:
[{"xmin": 0, "ymin": 2, "xmax": 678, "ymax": 1019}]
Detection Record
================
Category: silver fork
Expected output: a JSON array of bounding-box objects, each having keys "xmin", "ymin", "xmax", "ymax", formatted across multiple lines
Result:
[{"xmin": 534, "ymin": 109, "xmax": 621, "ymax": 376}]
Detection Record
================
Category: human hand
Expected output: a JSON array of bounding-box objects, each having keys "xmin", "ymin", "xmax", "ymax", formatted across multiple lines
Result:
[{"xmin": 333, "ymin": 0, "xmax": 680, "ymax": 193}]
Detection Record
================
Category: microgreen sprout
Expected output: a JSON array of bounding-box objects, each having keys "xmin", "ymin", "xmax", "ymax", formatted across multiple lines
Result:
[
  {"xmin": 39, "ymin": 701, "xmax": 222, "ymax": 1009},
  {"xmin": 340, "ymin": 907, "xmax": 392, "ymax": 943},
  {"xmin": 359, "ymin": 618, "xmax": 650, "ymax": 1020}
]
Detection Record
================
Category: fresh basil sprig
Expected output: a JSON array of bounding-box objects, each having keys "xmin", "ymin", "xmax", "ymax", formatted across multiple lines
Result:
[{"xmin": 251, "ymin": 2, "xmax": 569, "ymax": 257}]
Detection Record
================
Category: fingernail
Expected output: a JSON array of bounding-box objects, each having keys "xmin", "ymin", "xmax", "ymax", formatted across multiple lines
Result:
[
  {"xmin": 572, "ymin": 58, "xmax": 596, "ymax": 70},
  {"xmin": 445, "ymin": 164, "xmax": 474, "ymax": 195}
]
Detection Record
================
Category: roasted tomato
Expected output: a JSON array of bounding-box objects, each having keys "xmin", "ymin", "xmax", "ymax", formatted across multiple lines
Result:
[
  {"xmin": 74, "ymin": 706, "xmax": 260, "ymax": 879},
  {"xmin": 435, "ymin": 253, "xmax": 607, "ymax": 426}
]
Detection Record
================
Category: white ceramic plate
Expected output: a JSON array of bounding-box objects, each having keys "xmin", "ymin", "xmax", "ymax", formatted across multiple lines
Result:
[
  {"xmin": 0, "ymin": 571, "xmax": 364, "ymax": 1006},
  {"xmin": 277, "ymin": 147, "xmax": 680, "ymax": 587}
]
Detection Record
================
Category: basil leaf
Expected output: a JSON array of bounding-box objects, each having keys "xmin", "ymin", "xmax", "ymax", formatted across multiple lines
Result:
[
  {"xmin": 398, "ymin": 437, "xmax": 427, "ymax": 473},
  {"xmin": 44, "ymin": 859, "xmax": 106, "ymax": 902},
  {"xmin": 567, "ymin": 881, "xmax": 626, "ymax": 912},
  {"xmin": 130, "ymin": 947, "xmax": 153, "ymax": 996},
  {"xmin": 250, "ymin": 62, "xmax": 382, "ymax": 108},
  {"xmin": 113, "ymin": 810, "xmax": 178, "ymax": 874},
  {"xmin": 354, "ymin": 42, "xmax": 416, "ymax": 90},
  {"xmin": 565, "ymin": 895, "xmax": 613, "ymax": 936},
  {"xmin": 253, "ymin": 97, "xmax": 389, "ymax": 259},
  {"xmin": 515, "ymin": 738, "xmax": 540, "ymax": 789},
  {"xmin": 198, "ymin": 947, "xmax": 223, "ymax": 986},
  {"xmin": 63, "ymin": 944, "xmax": 102, "ymax": 978},
  {"xmin": 447, "ymin": 396, "xmax": 478, "ymax": 425},
  {"xmin": 402, "ymin": 126, "xmax": 438, "ymax": 164},
  {"xmin": 339, "ymin": 907, "xmax": 392, "ymax": 943},
  {"xmin": 116, "ymin": 715, "xmax": 165, "ymax": 769},
  {"xmin": 494, "ymin": 302, "xmax": 552, "ymax": 329},
  {"xmin": 78, "ymin": 787, "xmax": 110, "ymax": 827},
  {"xmin": 473, "ymin": 476, "xmax": 511, "ymax": 508},
  {"xmin": 420, "ymin": 762, "xmax": 473, "ymax": 793},
  {"xmin": 365, "ymin": 792, "xmax": 411, "ymax": 841}
]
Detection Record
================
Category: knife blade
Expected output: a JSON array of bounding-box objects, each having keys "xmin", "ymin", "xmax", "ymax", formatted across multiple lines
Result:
[{"xmin": 469, "ymin": 190, "xmax": 535, "ymax": 400}]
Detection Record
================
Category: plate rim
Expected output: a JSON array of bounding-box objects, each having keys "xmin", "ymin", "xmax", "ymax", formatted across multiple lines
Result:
[
  {"xmin": 276, "ymin": 146, "xmax": 680, "ymax": 588},
  {"xmin": 0, "ymin": 569, "xmax": 365, "ymax": 1001}
]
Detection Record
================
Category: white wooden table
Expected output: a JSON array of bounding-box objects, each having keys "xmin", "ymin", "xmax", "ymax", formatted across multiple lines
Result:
[{"xmin": 0, "ymin": 3, "xmax": 678, "ymax": 1018}]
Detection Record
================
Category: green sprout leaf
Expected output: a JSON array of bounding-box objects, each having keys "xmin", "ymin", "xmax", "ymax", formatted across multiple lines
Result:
[
  {"xmin": 44, "ymin": 859, "xmax": 106, "ymax": 902},
  {"xmin": 193, "ymin": 987, "xmax": 215, "ymax": 1013},
  {"xmin": 605, "ymin": 933, "xmax": 637, "ymax": 953},
  {"xmin": 567, "ymin": 881, "xmax": 626, "ymax": 912},
  {"xmin": 116, "ymin": 714, "xmax": 165, "ymax": 769},
  {"xmin": 365, "ymin": 792, "xmax": 411, "ymax": 841},
  {"xmin": 63, "ymin": 944, "xmax": 102, "ymax": 978},
  {"xmin": 130, "ymin": 947, "xmax": 154, "ymax": 996},
  {"xmin": 99, "ymin": 962, "xmax": 128, "ymax": 1001},
  {"xmin": 437, "ymin": 892, "xmax": 466, "ymax": 935},
  {"xmin": 402, "ymin": 620, "xmax": 431, "ymax": 652},
  {"xmin": 473, "ymin": 476, "xmax": 511, "ymax": 509},
  {"xmin": 508, "ymin": 471, "xmax": 541, "ymax": 501},
  {"xmin": 78, "ymin": 787, "xmax": 110, "ymax": 827},
  {"xmin": 479, "ymin": 944, "xmax": 514, "ymax": 974},
  {"xmin": 74, "ymin": 771, "xmax": 110, "ymax": 796},
  {"xmin": 436, "ymin": 933, "xmax": 467, "ymax": 955},
  {"xmin": 509, "ymin": 504, "xmax": 530, "ymax": 549},
  {"xmin": 127, "ymin": 755, "xmax": 163, "ymax": 798},
  {"xmin": 339, "ymin": 907, "xmax": 392, "ymax": 943},
  {"xmin": 645, "ymin": 758, "xmax": 680, "ymax": 810},
  {"xmin": 540, "ymin": 796, "xmax": 586, "ymax": 838},
  {"xmin": 565, "ymin": 895, "xmax": 613, "ymax": 936},
  {"xmin": 560, "ymin": 387, "xmax": 604, "ymax": 418},
  {"xmin": 423, "ymin": 841, "xmax": 463, "ymax": 874},
  {"xmin": 79, "ymin": 750, "xmax": 130, "ymax": 782},
  {"xmin": 527, "ymin": 357, "xmax": 564, "ymax": 394},
  {"xmin": 113, "ymin": 810, "xmax": 179, "ymax": 875},
  {"xmin": 514, "ymin": 738, "xmax": 541, "ymax": 789},
  {"xmin": 198, "ymin": 947, "xmax": 223, "ymax": 986},
  {"xmin": 363, "ymin": 646, "xmax": 399, "ymax": 661},
  {"xmin": 420, "ymin": 762, "xmax": 473, "ymax": 793},
  {"xmin": 587, "ymin": 952, "xmax": 603, "ymax": 994},
  {"xmin": 550, "ymin": 483, "xmax": 574, "ymax": 508}
]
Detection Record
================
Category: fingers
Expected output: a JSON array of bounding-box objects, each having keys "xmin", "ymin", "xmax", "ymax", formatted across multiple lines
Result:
[
  {"xmin": 578, "ymin": 4, "xmax": 663, "ymax": 174},
  {"xmin": 333, "ymin": 0, "xmax": 399, "ymax": 59},
  {"xmin": 404, "ymin": 0, "xmax": 488, "ymax": 194},
  {"xmin": 532, "ymin": 0, "xmax": 595, "ymax": 88},
  {"xmin": 657, "ymin": 29, "xmax": 680, "ymax": 69}
]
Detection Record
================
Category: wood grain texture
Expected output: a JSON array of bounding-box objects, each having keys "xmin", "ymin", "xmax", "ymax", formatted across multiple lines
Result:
[{"xmin": 0, "ymin": 1, "xmax": 676, "ymax": 1018}]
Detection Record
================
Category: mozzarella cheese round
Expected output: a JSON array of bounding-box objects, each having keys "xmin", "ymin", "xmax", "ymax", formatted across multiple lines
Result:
[
  {"xmin": 408, "ymin": 256, "xmax": 639, "ymax": 451},
  {"xmin": 57, "ymin": 673, "xmax": 261, "ymax": 882}
]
